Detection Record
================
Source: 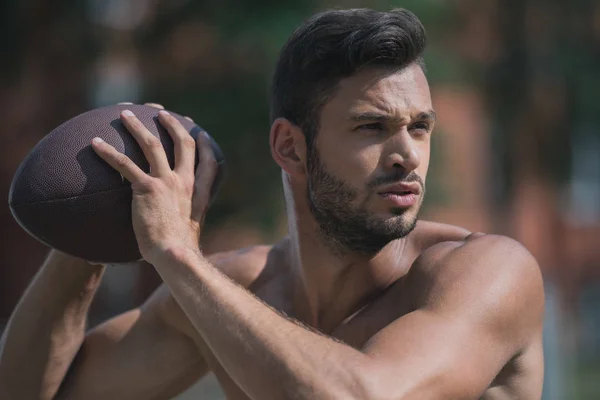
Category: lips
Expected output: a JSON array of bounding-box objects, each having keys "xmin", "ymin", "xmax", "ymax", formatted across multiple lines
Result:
[
  {"xmin": 378, "ymin": 192, "xmax": 418, "ymax": 208},
  {"xmin": 382, "ymin": 190, "xmax": 412, "ymax": 195},
  {"xmin": 376, "ymin": 182, "xmax": 421, "ymax": 196},
  {"xmin": 376, "ymin": 182, "xmax": 421, "ymax": 209}
]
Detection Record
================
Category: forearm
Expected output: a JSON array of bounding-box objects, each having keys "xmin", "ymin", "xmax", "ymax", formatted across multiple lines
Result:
[
  {"xmin": 152, "ymin": 247, "xmax": 369, "ymax": 400},
  {"xmin": 0, "ymin": 250, "xmax": 105, "ymax": 400}
]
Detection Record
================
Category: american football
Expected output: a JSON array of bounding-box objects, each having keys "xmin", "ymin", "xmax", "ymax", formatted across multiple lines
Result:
[{"xmin": 8, "ymin": 104, "xmax": 224, "ymax": 263}]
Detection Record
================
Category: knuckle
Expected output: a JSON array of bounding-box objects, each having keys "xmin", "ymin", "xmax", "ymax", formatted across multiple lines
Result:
[
  {"xmin": 169, "ymin": 116, "xmax": 183, "ymax": 127},
  {"xmin": 160, "ymin": 113, "xmax": 175, "ymax": 125},
  {"xmin": 182, "ymin": 136, "xmax": 196, "ymax": 150},
  {"xmin": 134, "ymin": 177, "xmax": 154, "ymax": 192},
  {"xmin": 145, "ymin": 178, "xmax": 159, "ymax": 191},
  {"xmin": 144, "ymin": 136, "xmax": 163, "ymax": 149},
  {"xmin": 184, "ymin": 180, "xmax": 195, "ymax": 196},
  {"xmin": 116, "ymin": 154, "xmax": 131, "ymax": 168},
  {"xmin": 128, "ymin": 118, "xmax": 143, "ymax": 131},
  {"xmin": 186, "ymin": 175, "xmax": 196, "ymax": 188},
  {"xmin": 165, "ymin": 114, "xmax": 178, "ymax": 125}
]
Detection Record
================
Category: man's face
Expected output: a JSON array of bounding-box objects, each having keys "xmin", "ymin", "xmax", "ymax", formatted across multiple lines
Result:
[{"xmin": 306, "ymin": 64, "xmax": 434, "ymax": 255}]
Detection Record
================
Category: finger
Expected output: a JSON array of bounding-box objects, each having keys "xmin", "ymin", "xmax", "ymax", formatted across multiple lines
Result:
[
  {"xmin": 144, "ymin": 102, "xmax": 164, "ymax": 109},
  {"xmin": 117, "ymin": 102, "xmax": 134, "ymax": 105},
  {"xmin": 192, "ymin": 132, "xmax": 218, "ymax": 220},
  {"xmin": 121, "ymin": 110, "xmax": 171, "ymax": 177},
  {"xmin": 184, "ymin": 116, "xmax": 194, "ymax": 122},
  {"xmin": 158, "ymin": 110, "xmax": 196, "ymax": 175},
  {"xmin": 91, "ymin": 137, "xmax": 148, "ymax": 184}
]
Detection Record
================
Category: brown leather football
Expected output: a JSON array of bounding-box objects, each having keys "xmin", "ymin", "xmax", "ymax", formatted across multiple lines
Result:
[{"xmin": 8, "ymin": 104, "xmax": 224, "ymax": 263}]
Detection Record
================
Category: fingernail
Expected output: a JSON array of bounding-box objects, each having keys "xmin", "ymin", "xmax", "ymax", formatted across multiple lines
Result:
[
  {"xmin": 159, "ymin": 110, "xmax": 170, "ymax": 116},
  {"xmin": 93, "ymin": 137, "xmax": 104, "ymax": 144},
  {"xmin": 122, "ymin": 110, "xmax": 134, "ymax": 117}
]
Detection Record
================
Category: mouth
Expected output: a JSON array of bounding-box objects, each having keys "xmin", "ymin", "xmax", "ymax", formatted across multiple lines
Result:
[
  {"xmin": 376, "ymin": 182, "xmax": 421, "ymax": 209},
  {"xmin": 377, "ymin": 192, "xmax": 419, "ymax": 208},
  {"xmin": 376, "ymin": 182, "xmax": 421, "ymax": 196},
  {"xmin": 380, "ymin": 190, "xmax": 414, "ymax": 196}
]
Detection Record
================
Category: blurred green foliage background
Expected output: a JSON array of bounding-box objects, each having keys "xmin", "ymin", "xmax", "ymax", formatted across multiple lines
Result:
[{"xmin": 1, "ymin": 0, "xmax": 600, "ymax": 398}]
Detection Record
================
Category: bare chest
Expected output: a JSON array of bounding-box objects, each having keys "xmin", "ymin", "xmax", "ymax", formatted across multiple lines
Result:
[
  {"xmin": 188, "ymin": 280, "xmax": 402, "ymax": 399},
  {"xmin": 189, "ymin": 279, "xmax": 534, "ymax": 400}
]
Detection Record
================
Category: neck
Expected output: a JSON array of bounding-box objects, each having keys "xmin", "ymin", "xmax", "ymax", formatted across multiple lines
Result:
[{"xmin": 286, "ymin": 209, "xmax": 410, "ymax": 333}]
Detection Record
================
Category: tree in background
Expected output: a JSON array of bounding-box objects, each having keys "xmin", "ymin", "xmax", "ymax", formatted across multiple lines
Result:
[{"xmin": 1, "ymin": 1, "xmax": 600, "ymax": 398}]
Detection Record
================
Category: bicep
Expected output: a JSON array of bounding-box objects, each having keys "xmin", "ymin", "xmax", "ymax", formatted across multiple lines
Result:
[
  {"xmin": 360, "ymin": 309, "xmax": 507, "ymax": 399},
  {"xmin": 357, "ymin": 236, "xmax": 544, "ymax": 399},
  {"xmin": 56, "ymin": 287, "xmax": 209, "ymax": 400}
]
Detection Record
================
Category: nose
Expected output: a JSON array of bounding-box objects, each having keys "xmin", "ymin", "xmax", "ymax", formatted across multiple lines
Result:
[{"xmin": 383, "ymin": 129, "xmax": 420, "ymax": 173}]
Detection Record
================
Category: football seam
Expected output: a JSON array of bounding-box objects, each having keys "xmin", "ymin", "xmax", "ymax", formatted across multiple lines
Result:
[{"xmin": 10, "ymin": 186, "xmax": 131, "ymax": 207}]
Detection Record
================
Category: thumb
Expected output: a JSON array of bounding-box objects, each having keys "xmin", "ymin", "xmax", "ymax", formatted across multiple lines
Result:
[{"xmin": 192, "ymin": 132, "xmax": 219, "ymax": 221}]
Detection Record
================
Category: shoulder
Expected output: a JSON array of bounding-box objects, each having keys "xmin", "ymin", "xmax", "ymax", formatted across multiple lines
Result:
[
  {"xmin": 412, "ymin": 231, "xmax": 541, "ymax": 288},
  {"xmin": 206, "ymin": 243, "xmax": 274, "ymax": 289},
  {"xmin": 407, "ymin": 231, "xmax": 545, "ymax": 347},
  {"xmin": 409, "ymin": 220, "xmax": 472, "ymax": 251},
  {"xmin": 150, "ymin": 239, "xmax": 288, "ymax": 335},
  {"xmin": 408, "ymin": 221, "xmax": 538, "ymax": 282},
  {"xmin": 207, "ymin": 236, "xmax": 292, "ymax": 289}
]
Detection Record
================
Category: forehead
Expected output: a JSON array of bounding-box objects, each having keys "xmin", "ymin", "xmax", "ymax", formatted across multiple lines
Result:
[{"xmin": 322, "ymin": 64, "xmax": 432, "ymax": 120}]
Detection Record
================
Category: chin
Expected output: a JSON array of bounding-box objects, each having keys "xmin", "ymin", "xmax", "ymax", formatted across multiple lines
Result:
[
  {"xmin": 377, "ymin": 205, "xmax": 416, "ymax": 219},
  {"xmin": 370, "ymin": 206, "xmax": 410, "ymax": 221},
  {"xmin": 370, "ymin": 212, "xmax": 418, "ymax": 238}
]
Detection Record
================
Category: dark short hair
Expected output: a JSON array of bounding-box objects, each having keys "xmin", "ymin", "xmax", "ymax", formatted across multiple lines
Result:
[{"xmin": 270, "ymin": 8, "xmax": 427, "ymax": 145}]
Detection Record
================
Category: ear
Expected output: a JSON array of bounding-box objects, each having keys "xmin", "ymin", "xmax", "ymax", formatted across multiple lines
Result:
[{"xmin": 269, "ymin": 118, "xmax": 307, "ymax": 176}]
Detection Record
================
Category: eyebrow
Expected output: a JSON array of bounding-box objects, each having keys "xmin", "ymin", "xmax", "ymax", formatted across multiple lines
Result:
[{"xmin": 349, "ymin": 110, "xmax": 437, "ymax": 123}]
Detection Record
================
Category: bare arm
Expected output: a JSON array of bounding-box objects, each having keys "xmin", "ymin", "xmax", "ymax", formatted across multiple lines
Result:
[
  {"xmin": 0, "ymin": 246, "xmax": 269, "ymax": 400},
  {"xmin": 55, "ymin": 284, "xmax": 209, "ymax": 400},
  {"xmin": 0, "ymin": 251, "xmax": 105, "ymax": 399},
  {"xmin": 355, "ymin": 235, "xmax": 545, "ymax": 399},
  {"xmin": 0, "ymin": 251, "xmax": 208, "ymax": 400},
  {"xmin": 56, "ymin": 246, "xmax": 268, "ymax": 400},
  {"xmin": 149, "ymin": 235, "xmax": 544, "ymax": 400}
]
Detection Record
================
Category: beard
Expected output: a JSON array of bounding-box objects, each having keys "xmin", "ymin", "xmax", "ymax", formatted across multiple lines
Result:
[{"xmin": 306, "ymin": 146, "xmax": 424, "ymax": 256}]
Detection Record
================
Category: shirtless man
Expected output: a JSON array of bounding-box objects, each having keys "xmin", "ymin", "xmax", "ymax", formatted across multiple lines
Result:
[{"xmin": 0, "ymin": 8, "xmax": 544, "ymax": 400}]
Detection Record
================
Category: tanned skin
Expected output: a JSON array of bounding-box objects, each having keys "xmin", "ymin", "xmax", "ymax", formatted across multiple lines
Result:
[{"xmin": 0, "ymin": 64, "xmax": 544, "ymax": 400}]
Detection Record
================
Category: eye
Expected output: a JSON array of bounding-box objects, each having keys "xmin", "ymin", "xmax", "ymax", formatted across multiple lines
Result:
[
  {"xmin": 357, "ymin": 122, "xmax": 384, "ymax": 131},
  {"xmin": 410, "ymin": 122, "xmax": 431, "ymax": 134}
]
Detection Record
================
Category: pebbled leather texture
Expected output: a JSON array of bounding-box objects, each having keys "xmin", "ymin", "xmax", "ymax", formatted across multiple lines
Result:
[{"xmin": 9, "ymin": 104, "xmax": 225, "ymax": 263}]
